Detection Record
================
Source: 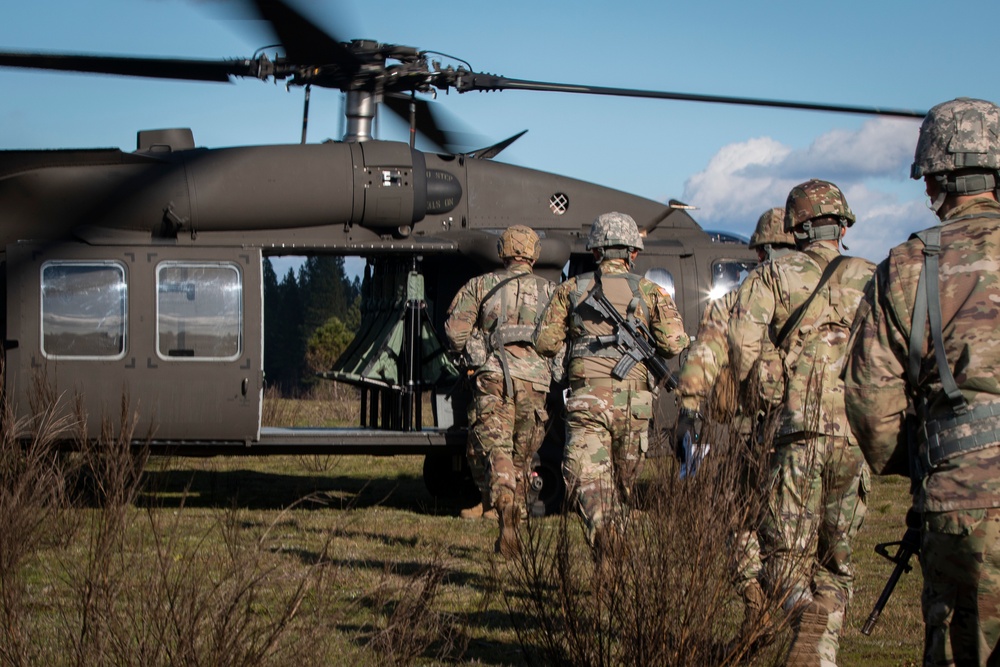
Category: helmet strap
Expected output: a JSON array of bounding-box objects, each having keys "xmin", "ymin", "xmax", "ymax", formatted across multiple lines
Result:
[
  {"xmin": 597, "ymin": 247, "xmax": 635, "ymax": 268},
  {"xmin": 942, "ymin": 171, "xmax": 997, "ymax": 195},
  {"xmin": 796, "ymin": 220, "xmax": 842, "ymax": 243},
  {"xmin": 764, "ymin": 245, "xmax": 795, "ymax": 261}
]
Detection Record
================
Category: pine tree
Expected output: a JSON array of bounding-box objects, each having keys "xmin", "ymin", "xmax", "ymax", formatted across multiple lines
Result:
[{"xmin": 263, "ymin": 260, "xmax": 306, "ymax": 394}]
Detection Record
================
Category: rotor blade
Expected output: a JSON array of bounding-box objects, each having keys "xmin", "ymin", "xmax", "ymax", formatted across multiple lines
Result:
[
  {"xmin": 383, "ymin": 95, "xmax": 491, "ymax": 154},
  {"xmin": 383, "ymin": 95, "xmax": 448, "ymax": 152},
  {"xmin": 250, "ymin": 0, "xmax": 356, "ymax": 69},
  {"xmin": 0, "ymin": 52, "xmax": 258, "ymax": 82},
  {"xmin": 455, "ymin": 74, "xmax": 927, "ymax": 118},
  {"xmin": 466, "ymin": 130, "xmax": 528, "ymax": 160}
]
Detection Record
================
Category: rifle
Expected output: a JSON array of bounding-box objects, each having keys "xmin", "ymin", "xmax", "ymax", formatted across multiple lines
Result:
[
  {"xmin": 861, "ymin": 527, "xmax": 920, "ymax": 635},
  {"xmin": 583, "ymin": 278, "xmax": 677, "ymax": 391}
]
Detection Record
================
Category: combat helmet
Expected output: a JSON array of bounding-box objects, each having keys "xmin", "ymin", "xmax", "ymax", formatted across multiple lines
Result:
[
  {"xmin": 497, "ymin": 225, "xmax": 541, "ymax": 263},
  {"xmin": 749, "ymin": 207, "xmax": 796, "ymax": 252},
  {"xmin": 784, "ymin": 179, "xmax": 855, "ymax": 243},
  {"xmin": 911, "ymin": 97, "xmax": 1000, "ymax": 201},
  {"xmin": 586, "ymin": 212, "xmax": 644, "ymax": 250}
]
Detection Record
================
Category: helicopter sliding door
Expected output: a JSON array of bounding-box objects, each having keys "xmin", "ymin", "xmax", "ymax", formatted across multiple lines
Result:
[{"xmin": 5, "ymin": 243, "xmax": 263, "ymax": 444}]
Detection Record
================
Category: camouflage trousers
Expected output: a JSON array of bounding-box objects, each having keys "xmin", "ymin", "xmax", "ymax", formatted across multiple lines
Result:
[
  {"xmin": 921, "ymin": 506, "xmax": 1000, "ymax": 666},
  {"xmin": 563, "ymin": 379, "xmax": 652, "ymax": 545},
  {"xmin": 728, "ymin": 433, "xmax": 768, "ymax": 594},
  {"xmin": 471, "ymin": 371, "xmax": 548, "ymax": 509},
  {"xmin": 731, "ymin": 529, "xmax": 764, "ymax": 594},
  {"xmin": 464, "ymin": 395, "xmax": 488, "ymax": 500},
  {"xmin": 759, "ymin": 435, "xmax": 869, "ymax": 666}
]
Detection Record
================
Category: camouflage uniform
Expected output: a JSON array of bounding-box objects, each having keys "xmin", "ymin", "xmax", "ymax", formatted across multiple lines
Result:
[
  {"xmin": 729, "ymin": 181, "xmax": 874, "ymax": 666},
  {"xmin": 845, "ymin": 98, "xmax": 1000, "ymax": 666},
  {"xmin": 445, "ymin": 228, "xmax": 556, "ymax": 519},
  {"xmin": 677, "ymin": 208, "xmax": 796, "ymax": 642},
  {"xmin": 677, "ymin": 290, "xmax": 739, "ymax": 417},
  {"xmin": 678, "ymin": 291, "xmax": 767, "ymax": 592},
  {"xmin": 535, "ymin": 212, "xmax": 689, "ymax": 545}
]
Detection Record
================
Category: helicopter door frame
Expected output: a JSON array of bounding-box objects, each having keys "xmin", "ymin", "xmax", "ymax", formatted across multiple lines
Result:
[{"xmin": 5, "ymin": 242, "xmax": 263, "ymax": 445}]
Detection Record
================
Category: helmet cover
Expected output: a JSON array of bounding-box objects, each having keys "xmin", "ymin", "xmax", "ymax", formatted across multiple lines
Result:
[
  {"xmin": 586, "ymin": 211, "xmax": 644, "ymax": 250},
  {"xmin": 783, "ymin": 179, "xmax": 856, "ymax": 233},
  {"xmin": 749, "ymin": 207, "xmax": 796, "ymax": 250},
  {"xmin": 911, "ymin": 97, "xmax": 1000, "ymax": 180}
]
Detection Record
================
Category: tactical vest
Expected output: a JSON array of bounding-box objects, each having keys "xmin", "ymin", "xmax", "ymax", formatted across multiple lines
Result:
[
  {"xmin": 477, "ymin": 270, "xmax": 552, "ymax": 393},
  {"xmin": 907, "ymin": 214, "xmax": 1000, "ymax": 477},
  {"xmin": 567, "ymin": 271, "xmax": 648, "ymax": 362}
]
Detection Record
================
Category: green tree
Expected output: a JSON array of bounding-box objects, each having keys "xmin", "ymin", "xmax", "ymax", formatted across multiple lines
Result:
[
  {"xmin": 299, "ymin": 256, "xmax": 353, "ymax": 332},
  {"xmin": 305, "ymin": 316, "xmax": 357, "ymax": 376},
  {"xmin": 263, "ymin": 260, "xmax": 305, "ymax": 393}
]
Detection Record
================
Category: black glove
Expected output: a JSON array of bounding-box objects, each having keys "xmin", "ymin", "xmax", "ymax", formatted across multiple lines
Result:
[{"xmin": 674, "ymin": 409, "xmax": 702, "ymax": 462}]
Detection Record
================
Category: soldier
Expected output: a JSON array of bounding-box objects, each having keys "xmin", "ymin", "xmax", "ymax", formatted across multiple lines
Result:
[
  {"xmin": 534, "ymin": 211, "xmax": 689, "ymax": 560},
  {"xmin": 675, "ymin": 206, "xmax": 796, "ymax": 650},
  {"xmin": 844, "ymin": 97, "xmax": 1000, "ymax": 665},
  {"xmin": 728, "ymin": 180, "xmax": 874, "ymax": 666},
  {"xmin": 445, "ymin": 225, "xmax": 557, "ymax": 557}
]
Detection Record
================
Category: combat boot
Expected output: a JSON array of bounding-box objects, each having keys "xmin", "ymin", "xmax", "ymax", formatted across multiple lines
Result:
[
  {"xmin": 459, "ymin": 502, "xmax": 483, "ymax": 519},
  {"xmin": 494, "ymin": 490, "xmax": 520, "ymax": 558},
  {"xmin": 785, "ymin": 597, "xmax": 829, "ymax": 667},
  {"xmin": 738, "ymin": 579, "xmax": 774, "ymax": 653},
  {"xmin": 461, "ymin": 488, "xmax": 496, "ymax": 520}
]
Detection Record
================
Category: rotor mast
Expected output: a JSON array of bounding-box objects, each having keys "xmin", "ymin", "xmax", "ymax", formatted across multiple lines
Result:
[{"xmin": 343, "ymin": 89, "xmax": 377, "ymax": 142}]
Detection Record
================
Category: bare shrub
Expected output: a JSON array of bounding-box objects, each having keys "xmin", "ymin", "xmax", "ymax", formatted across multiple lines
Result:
[
  {"xmin": 502, "ymin": 411, "xmax": 803, "ymax": 666},
  {"xmin": 363, "ymin": 555, "xmax": 474, "ymax": 666},
  {"xmin": 0, "ymin": 363, "xmax": 78, "ymax": 666},
  {"xmin": 262, "ymin": 384, "xmax": 303, "ymax": 427}
]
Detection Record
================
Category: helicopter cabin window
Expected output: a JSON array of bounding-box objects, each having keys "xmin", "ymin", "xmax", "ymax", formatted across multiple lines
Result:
[
  {"xmin": 156, "ymin": 262, "xmax": 242, "ymax": 361},
  {"xmin": 643, "ymin": 268, "xmax": 675, "ymax": 298},
  {"xmin": 709, "ymin": 259, "xmax": 756, "ymax": 301},
  {"xmin": 41, "ymin": 261, "xmax": 127, "ymax": 359}
]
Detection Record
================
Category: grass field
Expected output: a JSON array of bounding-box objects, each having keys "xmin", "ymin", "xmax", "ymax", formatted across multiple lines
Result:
[{"xmin": 0, "ymin": 392, "xmax": 925, "ymax": 666}]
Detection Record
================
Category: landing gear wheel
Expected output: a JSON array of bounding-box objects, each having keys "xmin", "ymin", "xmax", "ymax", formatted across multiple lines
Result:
[{"xmin": 422, "ymin": 452, "xmax": 479, "ymax": 504}]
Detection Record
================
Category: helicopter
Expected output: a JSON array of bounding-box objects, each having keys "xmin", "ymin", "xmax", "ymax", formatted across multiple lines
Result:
[{"xmin": 0, "ymin": 0, "xmax": 925, "ymax": 509}]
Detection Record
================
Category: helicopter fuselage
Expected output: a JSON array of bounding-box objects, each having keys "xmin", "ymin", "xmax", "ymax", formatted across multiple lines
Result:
[{"xmin": 0, "ymin": 132, "xmax": 755, "ymax": 504}]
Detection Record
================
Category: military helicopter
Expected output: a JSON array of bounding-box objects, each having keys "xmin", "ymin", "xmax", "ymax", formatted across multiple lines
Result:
[{"xmin": 0, "ymin": 0, "xmax": 924, "ymax": 508}]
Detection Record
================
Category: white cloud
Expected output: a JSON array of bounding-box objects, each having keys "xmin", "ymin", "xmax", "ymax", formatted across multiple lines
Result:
[
  {"xmin": 765, "ymin": 118, "xmax": 920, "ymax": 179},
  {"xmin": 682, "ymin": 117, "xmax": 934, "ymax": 263}
]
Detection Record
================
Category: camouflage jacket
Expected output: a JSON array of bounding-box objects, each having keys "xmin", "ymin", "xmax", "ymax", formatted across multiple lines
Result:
[
  {"xmin": 729, "ymin": 243, "xmax": 875, "ymax": 440},
  {"xmin": 444, "ymin": 262, "xmax": 556, "ymax": 386},
  {"xmin": 677, "ymin": 290, "xmax": 738, "ymax": 413},
  {"xmin": 845, "ymin": 197, "xmax": 1000, "ymax": 512},
  {"xmin": 534, "ymin": 258, "xmax": 688, "ymax": 385}
]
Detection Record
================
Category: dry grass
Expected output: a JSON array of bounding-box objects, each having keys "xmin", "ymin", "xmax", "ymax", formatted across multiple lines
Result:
[{"xmin": 1, "ymin": 380, "xmax": 924, "ymax": 666}]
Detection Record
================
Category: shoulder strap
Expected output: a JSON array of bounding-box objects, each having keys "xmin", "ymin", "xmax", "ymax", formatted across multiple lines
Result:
[
  {"xmin": 774, "ymin": 253, "xmax": 848, "ymax": 349},
  {"xmin": 908, "ymin": 226, "xmax": 967, "ymax": 416},
  {"xmin": 476, "ymin": 272, "xmax": 516, "ymax": 328},
  {"xmin": 477, "ymin": 272, "xmax": 549, "ymax": 324}
]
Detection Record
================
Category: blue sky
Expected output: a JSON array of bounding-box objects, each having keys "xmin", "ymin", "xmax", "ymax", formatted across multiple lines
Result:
[{"xmin": 2, "ymin": 0, "xmax": 998, "ymax": 276}]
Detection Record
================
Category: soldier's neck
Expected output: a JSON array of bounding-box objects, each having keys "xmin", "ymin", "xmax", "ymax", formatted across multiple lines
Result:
[{"xmin": 936, "ymin": 192, "xmax": 998, "ymax": 221}]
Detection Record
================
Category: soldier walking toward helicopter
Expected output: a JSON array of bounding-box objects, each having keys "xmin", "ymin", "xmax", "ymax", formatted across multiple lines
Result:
[
  {"xmin": 534, "ymin": 212, "xmax": 688, "ymax": 566},
  {"xmin": 846, "ymin": 97, "xmax": 1000, "ymax": 666},
  {"xmin": 445, "ymin": 225, "xmax": 558, "ymax": 557},
  {"xmin": 674, "ymin": 207, "xmax": 797, "ymax": 652},
  {"xmin": 728, "ymin": 181, "xmax": 874, "ymax": 666}
]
